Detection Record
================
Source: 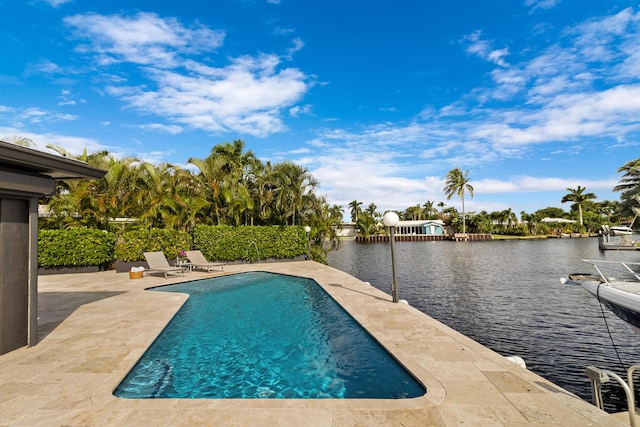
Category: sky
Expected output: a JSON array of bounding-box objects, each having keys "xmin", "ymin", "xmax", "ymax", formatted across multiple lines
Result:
[{"xmin": 2, "ymin": 0, "xmax": 640, "ymax": 218}]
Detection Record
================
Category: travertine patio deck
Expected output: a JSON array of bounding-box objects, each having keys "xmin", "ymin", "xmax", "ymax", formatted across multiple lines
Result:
[{"xmin": 0, "ymin": 261, "xmax": 625, "ymax": 426}]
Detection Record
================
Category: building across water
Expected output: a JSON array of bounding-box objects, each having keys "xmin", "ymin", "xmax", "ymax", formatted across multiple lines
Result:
[
  {"xmin": 343, "ymin": 219, "xmax": 493, "ymax": 242},
  {"xmin": 393, "ymin": 219, "xmax": 446, "ymax": 236}
]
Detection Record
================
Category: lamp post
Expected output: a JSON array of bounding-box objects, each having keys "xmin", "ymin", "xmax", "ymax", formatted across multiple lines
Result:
[
  {"xmin": 383, "ymin": 211, "xmax": 400, "ymax": 303},
  {"xmin": 304, "ymin": 226, "xmax": 311, "ymax": 260}
]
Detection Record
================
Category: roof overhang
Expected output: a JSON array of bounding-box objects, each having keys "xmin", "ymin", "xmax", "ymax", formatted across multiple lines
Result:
[
  {"xmin": 0, "ymin": 141, "xmax": 107, "ymax": 197},
  {"xmin": 0, "ymin": 141, "xmax": 106, "ymax": 180}
]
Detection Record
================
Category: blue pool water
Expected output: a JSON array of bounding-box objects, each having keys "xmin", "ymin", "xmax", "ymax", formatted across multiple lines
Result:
[{"xmin": 114, "ymin": 271, "xmax": 425, "ymax": 399}]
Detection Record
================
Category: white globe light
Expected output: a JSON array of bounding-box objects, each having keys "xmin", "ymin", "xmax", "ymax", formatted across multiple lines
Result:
[
  {"xmin": 382, "ymin": 211, "xmax": 399, "ymax": 227},
  {"xmin": 304, "ymin": 226, "xmax": 311, "ymax": 233}
]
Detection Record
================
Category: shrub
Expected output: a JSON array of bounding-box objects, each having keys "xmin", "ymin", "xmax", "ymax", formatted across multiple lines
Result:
[
  {"xmin": 193, "ymin": 225, "xmax": 306, "ymax": 262},
  {"xmin": 38, "ymin": 229, "xmax": 115, "ymax": 268},
  {"xmin": 114, "ymin": 228, "xmax": 192, "ymax": 262}
]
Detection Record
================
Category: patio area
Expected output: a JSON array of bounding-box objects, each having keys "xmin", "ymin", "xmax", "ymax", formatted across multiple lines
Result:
[{"xmin": 0, "ymin": 261, "xmax": 625, "ymax": 426}]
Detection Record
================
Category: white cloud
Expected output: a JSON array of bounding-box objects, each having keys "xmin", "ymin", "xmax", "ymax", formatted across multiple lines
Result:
[
  {"xmin": 286, "ymin": 38, "xmax": 305, "ymax": 58},
  {"xmin": 107, "ymin": 54, "xmax": 310, "ymax": 136},
  {"xmin": 447, "ymin": 9, "xmax": 640, "ymax": 156},
  {"xmin": 0, "ymin": 127, "xmax": 107, "ymax": 156},
  {"xmin": 288, "ymin": 147, "xmax": 311, "ymax": 154},
  {"xmin": 26, "ymin": 59, "xmax": 63, "ymax": 75},
  {"xmin": 308, "ymin": 151, "xmax": 432, "ymax": 212},
  {"xmin": 306, "ymin": 139, "xmax": 619, "ymax": 214},
  {"xmin": 42, "ymin": 0, "xmax": 73, "ymax": 7},
  {"xmin": 474, "ymin": 176, "xmax": 617, "ymax": 193},
  {"xmin": 64, "ymin": 12, "xmax": 225, "ymax": 68},
  {"xmin": 0, "ymin": 107, "xmax": 78, "ymax": 125},
  {"xmin": 291, "ymin": 8, "xmax": 640, "ymax": 215},
  {"xmin": 65, "ymin": 12, "xmax": 309, "ymax": 137},
  {"xmin": 478, "ymin": 10, "xmax": 640, "ymax": 105},
  {"xmin": 136, "ymin": 150, "xmax": 176, "ymax": 165},
  {"xmin": 289, "ymin": 104, "xmax": 312, "ymax": 117},
  {"xmin": 57, "ymin": 89, "xmax": 81, "ymax": 106},
  {"xmin": 470, "ymin": 83, "xmax": 640, "ymax": 148},
  {"xmin": 525, "ymin": 0, "xmax": 561, "ymax": 12},
  {"xmin": 463, "ymin": 30, "xmax": 510, "ymax": 67},
  {"xmin": 137, "ymin": 123, "xmax": 183, "ymax": 134}
]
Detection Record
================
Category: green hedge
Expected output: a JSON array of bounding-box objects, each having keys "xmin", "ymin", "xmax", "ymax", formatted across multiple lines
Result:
[
  {"xmin": 114, "ymin": 229, "xmax": 192, "ymax": 262},
  {"xmin": 38, "ymin": 226, "xmax": 305, "ymax": 268},
  {"xmin": 193, "ymin": 225, "xmax": 307, "ymax": 262},
  {"xmin": 38, "ymin": 229, "xmax": 115, "ymax": 268}
]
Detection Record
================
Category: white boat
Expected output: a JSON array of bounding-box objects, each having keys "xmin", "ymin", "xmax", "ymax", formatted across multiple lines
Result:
[
  {"xmin": 563, "ymin": 260, "xmax": 640, "ymax": 331},
  {"xmin": 598, "ymin": 225, "xmax": 639, "ymax": 251},
  {"xmin": 610, "ymin": 225, "xmax": 634, "ymax": 236},
  {"xmin": 564, "ymin": 260, "xmax": 640, "ymax": 426}
]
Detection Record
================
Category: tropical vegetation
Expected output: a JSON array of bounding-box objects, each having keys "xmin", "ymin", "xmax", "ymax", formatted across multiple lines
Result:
[
  {"xmin": 9, "ymin": 136, "xmax": 640, "ymax": 251},
  {"xmin": 443, "ymin": 168, "xmax": 474, "ymax": 234},
  {"xmin": 37, "ymin": 139, "xmax": 343, "ymax": 262},
  {"xmin": 347, "ymin": 161, "xmax": 640, "ymax": 238}
]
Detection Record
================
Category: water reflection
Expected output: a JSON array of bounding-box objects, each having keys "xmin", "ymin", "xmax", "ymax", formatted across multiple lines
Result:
[{"xmin": 328, "ymin": 237, "xmax": 640, "ymax": 411}]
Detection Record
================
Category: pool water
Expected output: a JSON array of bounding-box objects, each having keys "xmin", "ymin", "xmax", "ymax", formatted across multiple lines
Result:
[{"xmin": 114, "ymin": 271, "xmax": 425, "ymax": 399}]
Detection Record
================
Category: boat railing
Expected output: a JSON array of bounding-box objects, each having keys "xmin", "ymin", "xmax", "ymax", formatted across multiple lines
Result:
[
  {"xmin": 585, "ymin": 365, "xmax": 640, "ymax": 427},
  {"xmin": 582, "ymin": 259, "xmax": 640, "ymax": 283}
]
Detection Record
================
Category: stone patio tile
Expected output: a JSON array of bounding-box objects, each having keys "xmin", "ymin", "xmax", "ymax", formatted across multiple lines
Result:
[{"xmin": 0, "ymin": 262, "xmax": 627, "ymax": 426}]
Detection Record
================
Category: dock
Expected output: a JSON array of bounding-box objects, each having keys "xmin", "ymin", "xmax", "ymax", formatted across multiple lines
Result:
[
  {"xmin": 355, "ymin": 233, "xmax": 493, "ymax": 243},
  {"xmin": 598, "ymin": 231, "xmax": 639, "ymax": 251}
]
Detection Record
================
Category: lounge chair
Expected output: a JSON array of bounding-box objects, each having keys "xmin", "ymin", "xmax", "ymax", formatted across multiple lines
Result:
[
  {"xmin": 186, "ymin": 250, "xmax": 226, "ymax": 272},
  {"xmin": 143, "ymin": 251, "xmax": 187, "ymax": 278}
]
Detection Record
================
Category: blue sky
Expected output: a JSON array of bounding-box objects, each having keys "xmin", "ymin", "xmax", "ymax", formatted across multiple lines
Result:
[{"xmin": 2, "ymin": 0, "xmax": 640, "ymax": 217}]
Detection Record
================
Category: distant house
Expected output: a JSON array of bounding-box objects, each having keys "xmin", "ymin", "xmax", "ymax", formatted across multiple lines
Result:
[
  {"xmin": 336, "ymin": 222, "xmax": 356, "ymax": 237},
  {"xmin": 541, "ymin": 217, "xmax": 576, "ymax": 224},
  {"xmin": 395, "ymin": 220, "xmax": 445, "ymax": 236},
  {"xmin": 337, "ymin": 219, "xmax": 446, "ymax": 238}
]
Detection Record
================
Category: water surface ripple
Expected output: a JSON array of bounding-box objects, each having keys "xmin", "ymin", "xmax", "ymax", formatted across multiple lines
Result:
[{"xmin": 328, "ymin": 237, "xmax": 640, "ymax": 411}]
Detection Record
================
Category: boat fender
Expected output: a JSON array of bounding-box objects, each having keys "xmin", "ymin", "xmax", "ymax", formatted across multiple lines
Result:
[
  {"xmin": 400, "ymin": 299, "xmax": 409, "ymax": 305},
  {"xmin": 505, "ymin": 355, "xmax": 527, "ymax": 368}
]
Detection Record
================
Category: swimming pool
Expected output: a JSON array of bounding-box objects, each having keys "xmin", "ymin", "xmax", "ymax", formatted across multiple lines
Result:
[{"xmin": 114, "ymin": 271, "xmax": 425, "ymax": 399}]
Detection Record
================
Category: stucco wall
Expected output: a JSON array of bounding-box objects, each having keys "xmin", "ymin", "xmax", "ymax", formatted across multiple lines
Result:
[{"xmin": 0, "ymin": 197, "xmax": 29, "ymax": 354}]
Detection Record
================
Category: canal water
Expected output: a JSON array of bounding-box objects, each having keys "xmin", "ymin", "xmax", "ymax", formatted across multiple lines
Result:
[{"xmin": 327, "ymin": 236, "xmax": 640, "ymax": 411}]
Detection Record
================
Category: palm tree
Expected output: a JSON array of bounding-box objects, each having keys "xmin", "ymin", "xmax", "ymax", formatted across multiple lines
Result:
[
  {"xmin": 250, "ymin": 161, "xmax": 277, "ymax": 224},
  {"xmin": 614, "ymin": 158, "xmax": 640, "ymax": 217},
  {"xmin": 437, "ymin": 201, "xmax": 446, "ymax": 220},
  {"xmin": 188, "ymin": 140, "xmax": 260, "ymax": 225},
  {"xmin": 188, "ymin": 153, "xmax": 227, "ymax": 224},
  {"xmin": 355, "ymin": 214, "xmax": 377, "ymax": 238},
  {"xmin": 404, "ymin": 205, "xmax": 422, "ymax": 220},
  {"xmin": 304, "ymin": 196, "xmax": 343, "ymax": 263},
  {"xmin": 561, "ymin": 186, "xmax": 597, "ymax": 227},
  {"xmin": 348, "ymin": 200, "xmax": 362, "ymax": 223},
  {"xmin": 365, "ymin": 202, "xmax": 378, "ymax": 219},
  {"xmin": 222, "ymin": 174, "xmax": 255, "ymax": 226},
  {"xmin": 614, "ymin": 158, "xmax": 640, "ymax": 193},
  {"xmin": 273, "ymin": 161, "xmax": 318, "ymax": 225},
  {"xmin": 135, "ymin": 162, "xmax": 182, "ymax": 229},
  {"xmin": 598, "ymin": 200, "xmax": 619, "ymax": 223},
  {"xmin": 3, "ymin": 136, "xmax": 34, "ymax": 147},
  {"xmin": 422, "ymin": 201, "xmax": 435, "ymax": 219},
  {"xmin": 44, "ymin": 147, "xmax": 139, "ymax": 230},
  {"xmin": 443, "ymin": 168, "xmax": 474, "ymax": 233},
  {"xmin": 329, "ymin": 204, "xmax": 344, "ymax": 222},
  {"xmin": 500, "ymin": 208, "xmax": 517, "ymax": 228},
  {"xmin": 211, "ymin": 139, "xmax": 257, "ymax": 176},
  {"xmin": 38, "ymin": 140, "xmax": 345, "ymax": 242}
]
